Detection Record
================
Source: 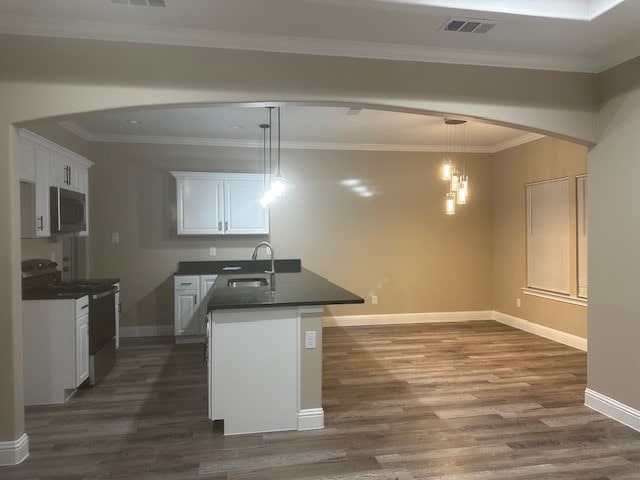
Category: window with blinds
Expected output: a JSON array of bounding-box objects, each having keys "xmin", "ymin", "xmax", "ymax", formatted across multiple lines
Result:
[
  {"xmin": 526, "ymin": 178, "xmax": 570, "ymax": 294},
  {"xmin": 577, "ymin": 175, "xmax": 588, "ymax": 298}
]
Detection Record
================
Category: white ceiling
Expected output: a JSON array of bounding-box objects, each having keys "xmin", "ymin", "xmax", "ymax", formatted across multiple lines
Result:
[
  {"xmin": 59, "ymin": 105, "xmax": 538, "ymax": 153},
  {"xmin": 0, "ymin": 0, "xmax": 639, "ymax": 72}
]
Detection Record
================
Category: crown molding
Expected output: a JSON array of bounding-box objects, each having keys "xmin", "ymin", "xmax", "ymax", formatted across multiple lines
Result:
[
  {"xmin": 0, "ymin": 14, "xmax": 603, "ymax": 73},
  {"xmin": 59, "ymin": 121, "xmax": 541, "ymax": 153},
  {"xmin": 490, "ymin": 132, "xmax": 545, "ymax": 152}
]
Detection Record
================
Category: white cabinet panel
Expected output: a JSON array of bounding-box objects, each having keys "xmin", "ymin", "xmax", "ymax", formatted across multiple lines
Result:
[
  {"xmin": 176, "ymin": 177, "xmax": 224, "ymax": 235},
  {"xmin": 76, "ymin": 314, "xmax": 89, "ymax": 385},
  {"xmin": 224, "ymin": 179, "xmax": 269, "ymax": 234},
  {"xmin": 20, "ymin": 141, "xmax": 36, "ymax": 182}
]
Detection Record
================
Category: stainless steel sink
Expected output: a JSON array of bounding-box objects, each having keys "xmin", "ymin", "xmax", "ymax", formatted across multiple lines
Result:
[{"xmin": 227, "ymin": 277, "xmax": 269, "ymax": 288}]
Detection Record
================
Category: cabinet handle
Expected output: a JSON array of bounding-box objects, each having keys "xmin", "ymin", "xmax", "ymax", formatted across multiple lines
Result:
[
  {"xmin": 37, "ymin": 216, "xmax": 44, "ymax": 231},
  {"xmin": 118, "ymin": 303, "xmax": 122, "ymax": 313},
  {"xmin": 81, "ymin": 304, "xmax": 89, "ymax": 310},
  {"xmin": 194, "ymin": 294, "xmax": 198, "ymax": 305},
  {"xmin": 224, "ymin": 221, "xmax": 228, "ymax": 231},
  {"xmin": 218, "ymin": 221, "xmax": 222, "ymax": 231},
  {"xmin": 180, "ymin": 282, "xmax": 192, "ymax": 286},
  {"xmin": 65, "ymin": 166, "xmax": 69, "ymax": 185}
]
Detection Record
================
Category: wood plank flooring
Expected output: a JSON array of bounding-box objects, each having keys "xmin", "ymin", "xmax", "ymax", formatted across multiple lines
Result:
[{"xmin": 3, "ymin": 321, "xmax": 640, "ymax": 479}]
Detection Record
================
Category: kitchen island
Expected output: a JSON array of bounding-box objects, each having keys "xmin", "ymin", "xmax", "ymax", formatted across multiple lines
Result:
[{"xmin": 207, "ymin": 267, "xmax": 363, "ymax": 435}]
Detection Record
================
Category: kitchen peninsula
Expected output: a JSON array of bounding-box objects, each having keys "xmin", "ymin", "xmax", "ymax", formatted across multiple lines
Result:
[{"xmin": 180, "ymin": 259, "xmax": 363, "ymax": 435}]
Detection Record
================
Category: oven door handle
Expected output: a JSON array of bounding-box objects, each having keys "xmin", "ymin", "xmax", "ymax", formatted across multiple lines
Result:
[{"xmin": 91, "ymin": 288, "xmax": 118, "ymax": 300}]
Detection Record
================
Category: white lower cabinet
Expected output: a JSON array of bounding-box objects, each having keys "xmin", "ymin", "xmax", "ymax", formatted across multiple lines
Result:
[
  {"xmin": 174, "ymin": 274, "xmax": 217, "ymax": 341},
  {"xmin": 23, "ymin": 296, "xmax": 91, "ymax": 405}
]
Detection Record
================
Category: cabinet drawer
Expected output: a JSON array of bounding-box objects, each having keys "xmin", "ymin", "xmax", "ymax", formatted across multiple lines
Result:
[
  {"xmin": 75, "ymin": 296, "xmax": 90, "ymax": 317},
  {"xmin": 174, "ymin": 275, "xmax": 200, "ymax": 290}
]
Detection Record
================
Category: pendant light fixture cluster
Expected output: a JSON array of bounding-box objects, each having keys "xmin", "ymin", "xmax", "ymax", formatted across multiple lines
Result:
[
  {"xmin": 441, "ymin": 118, "xmax": 469, "ymax": 215},
  {"xmin": 260, "ymin": 106, "xmax": 287, "ymax": 207}
]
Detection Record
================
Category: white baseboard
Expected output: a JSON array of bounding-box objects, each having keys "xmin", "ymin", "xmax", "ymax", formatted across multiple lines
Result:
[
  {"xmin": 585, "ymin": 388, "xmax": 640, "ymax": 432},
  {"xmin": 493, "ymin": 311, "xmax": 587, "ymax": 351},
  {"xmin": 0, "ymin": 433, "xmax": 29, "ymax": 466},
  {"xmin": 323, "ymin": 310, "xmax": 493, "ymax": 327},
  {"xmin": 119, "ymin": 325, "xmax": 174, "ymax": 337},
  {"xmin": 298, "ymin": 408, "xmax": 324, "ymax": 431}
]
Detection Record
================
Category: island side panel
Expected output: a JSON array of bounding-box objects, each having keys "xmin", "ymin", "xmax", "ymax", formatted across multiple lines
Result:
[
  {"xmin": 212, "ymin": 307, "xmax": 298, "ymax": 435},
  {"xmin": 298, "ymin": 307, "xmax": 324, "ymax": 430}
]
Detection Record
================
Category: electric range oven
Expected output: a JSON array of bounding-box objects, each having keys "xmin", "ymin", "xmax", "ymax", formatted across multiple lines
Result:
[{"xmin": 22, "ymin": 259, "xmax": 119, "ymax": 386}]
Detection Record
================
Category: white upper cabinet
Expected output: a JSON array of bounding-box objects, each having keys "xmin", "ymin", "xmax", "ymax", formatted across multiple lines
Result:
[
  {"xmin": 172, "ymin": 172, "xmax": 269, "ymax": 235},
  {"xmin": 18, "ymin": 130, "xmax": 93, "ymax": 238}
]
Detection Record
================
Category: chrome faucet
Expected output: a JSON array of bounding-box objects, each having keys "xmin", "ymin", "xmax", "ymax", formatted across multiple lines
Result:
[{"xmin": 251, "ymin": 241, "xmax": 275, "ymax": 274}]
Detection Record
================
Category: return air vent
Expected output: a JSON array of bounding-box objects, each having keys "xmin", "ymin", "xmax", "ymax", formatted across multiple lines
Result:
[
  {"xmin": 110, "ymin": 0, "xmax": 166, "ymax": 6},
  {"xmin": 440, "ymin": 17, "xmax": 496, "ymax": 34}
]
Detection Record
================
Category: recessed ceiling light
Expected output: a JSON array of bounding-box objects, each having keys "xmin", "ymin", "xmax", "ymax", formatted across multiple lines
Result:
[
  {"xmin": 229, "ymin": 124, "xmax": 244, "ymax": 129},
  {"xmin": 126, "ymin": 119, "xmax": 142, "ymax": 125},
  {"xmin": 343, "ymin": 107, "xmax": 362, "ymax": 116}
]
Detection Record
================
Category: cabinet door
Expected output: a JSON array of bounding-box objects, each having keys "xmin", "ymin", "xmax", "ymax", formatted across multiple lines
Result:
[
  {"xmin": 75, "ymin": 314, "xmax": 89, "ymax": 386},
  {"xmin": 19, "ymin": 141, "xmax": 36, "ymax": 182},
  {"xmin": 224, "ymin": 179, "xmax": 269, "ymax": 234},
  {"xmin": 34, "ymin": 148, "xmax": 50, "ymax": 237},
  {"xmin": 78, "ymin": 169, "xmax": 89, "ymax": 237},
  {"xmin": 176, "ymin": 178, "xmax": 224, "ymax": 235},
  {"xmin": 49, "ymin": 153, "xmax": 79, "ymax": 190},
  {"xmin": 174, "ymin": 289, "xmax": 199, "ymax": 336}
]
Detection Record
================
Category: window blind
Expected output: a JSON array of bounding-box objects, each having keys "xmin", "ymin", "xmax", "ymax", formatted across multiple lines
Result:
[
  {"xmin": 526, "ymin": 178, "xmax": 570, "ymax": 294},
  {"xmin": 577, "ymin": 176, "xmax": 588, "ymax": 298}
]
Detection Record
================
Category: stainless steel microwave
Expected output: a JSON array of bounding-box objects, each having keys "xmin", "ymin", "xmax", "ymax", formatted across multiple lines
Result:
[{"xmin": 50, "ymin": 187, "xmax": 86, "ymax": 233}]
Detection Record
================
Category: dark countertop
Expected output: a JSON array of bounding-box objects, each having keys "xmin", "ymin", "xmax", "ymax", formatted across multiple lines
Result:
[
  {"xmin": 176, "ymin": 259, "xmax": 301, "ymax": 275},
  {"xmin": 208, "ymin": 268, "xmax": 364, "ymax": 311},
  {"xmin": 23, "ymin": 290, "xmax": 88, "ymax": 301},
  {"xmin": 22, "ymin": 278, "xmax": 120, "ymax": 301}
]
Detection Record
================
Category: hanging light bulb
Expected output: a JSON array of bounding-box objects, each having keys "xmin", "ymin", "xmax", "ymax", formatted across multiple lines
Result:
[
  {"xmin": 442, "ymin": 158, "xmax": 453, "ymax": 181},
  {"xmin": 457, "ymin": 178, "xmax": 468, "ymax": 204},
  {"xmin": 451, "ymin": 171, "xmax": 460, "ymax": 192},
  {"xmin": 445, "ymin": 192, "xmax": 456, "ymax": 215},
  {"xmin": 457, "ymin": 174, "xmax": 469, "ymax": 204}
]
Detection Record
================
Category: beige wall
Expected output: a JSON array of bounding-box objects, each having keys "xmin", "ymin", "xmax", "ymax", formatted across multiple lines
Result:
[
  {"xmin": 588, "ymin": 56, "xmax": 640, "ymax": 410},
  {"xmin": 88, "ymin": 142, "xmax": 494, "ymax": 328},
  {"xmin": 492, "ymin": 137, "xmax": 588, "ymax": 337}
]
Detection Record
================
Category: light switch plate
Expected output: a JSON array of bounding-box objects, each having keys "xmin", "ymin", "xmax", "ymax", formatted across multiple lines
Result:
[
  {"xmin": 209, "ymin": 246, "xmax": 216, "ymax": 256},
  {"xmin": 305, "ymin": 330, "xmax": 317, "ymax": 349},
  {"xmin": 111, "ymin": 232, "xmax": 119, "ymax": 244}
]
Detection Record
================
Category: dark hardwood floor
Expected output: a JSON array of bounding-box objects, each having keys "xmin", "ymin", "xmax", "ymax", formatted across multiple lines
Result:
[{"xmin": 3, "ymin": 321, "xmax": 640, "ymax": 479}]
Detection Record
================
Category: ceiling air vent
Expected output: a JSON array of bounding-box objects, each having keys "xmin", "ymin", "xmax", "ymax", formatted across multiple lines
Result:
[
  {"xmin": 343, "ymin": 107, "xmax": 362, "ymax": 116},
  {"xmin": 111, "ymin": 0, "xmax": 166, "ymax": 6},
  {"xmin": 440, "ymin": 17, "xmax": 496, "ymax": 34}
]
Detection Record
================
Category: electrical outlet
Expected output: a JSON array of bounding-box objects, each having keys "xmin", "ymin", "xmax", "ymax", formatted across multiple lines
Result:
[
  {"xmin": 50, "ymin": 252, "xmax": 56, "ymax": 262},
  {"xmin": 516, "ymin": 297, "xmax": 521, "ymax": 308},
  {"xmin": 305, "ymin": 331, "xmax": 317, "ymax": 349},
  {"xmin": 111, "ymin": 232, "xmax": 120, "ymax": 244},
  {"xmin": 209, "ymin": 246, "xmax": 216, "ymax": 256},
  {"xmin": 371, "ymin": 295, "xmax": 378, "ymax": 304}
]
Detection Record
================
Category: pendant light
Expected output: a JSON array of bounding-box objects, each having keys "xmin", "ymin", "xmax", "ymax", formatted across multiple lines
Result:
[
  {"xmin": 441, "ymin": 117, "xmax": 469, "ymax": 215},
  {"xmin": 445, "ymin": 192, "xmax": 456, "ymax": 215},
  {"xmin": 260, "ymin": 107, "xmax": 275, "ymax": 207},
  {"xmin": 270, "ymin": 106, "xmax": 287, "ymax": 197}
]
